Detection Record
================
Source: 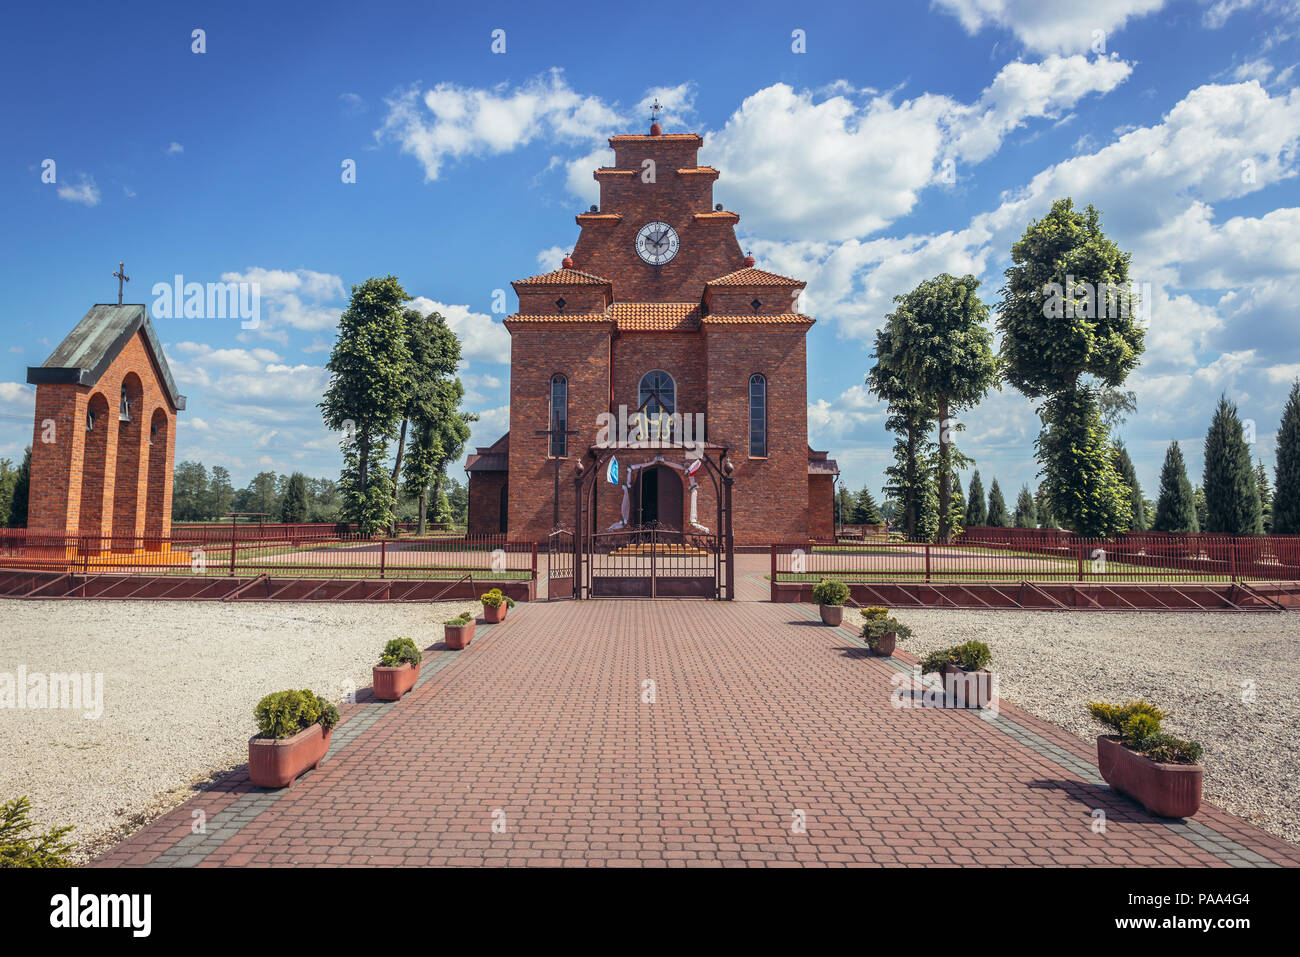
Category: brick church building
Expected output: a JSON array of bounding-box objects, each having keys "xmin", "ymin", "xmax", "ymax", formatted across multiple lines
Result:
[{"xmin": 466, "ymin": 121, "xmax": 837, "ymax": 544}]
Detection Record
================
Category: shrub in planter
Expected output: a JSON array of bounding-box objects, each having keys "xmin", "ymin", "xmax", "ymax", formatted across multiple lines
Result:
[
  {"xmin": 1088, "ymin": 700, "xmax": 1203, "ymax": 817},
  {"xmin": 444, "ymin": 612, "xmax": 476, "ymax": 650},
  {"xmin": 0, "ymin": 796, "xmax": 76, "ymax": 867},
  {"xmin": 373, "ymin": 637, "xmax": 423, "ymax": 701},
  {"xmin": 811, "ymin": 578, "xmax": 850, "ymax": 625},
  {"xmin": 862, "ymin": 606, "xmax": 889, "ymax": 621},
  {"xmin": 919, "ymin": 641, "xmax": 995, "ymax": 708},
  {"xmin": 480, "ymin": 588, "xmax": 515, "ymax": 623},
  {"xmin": 862, "ymin": 615, "xmax": 911, "ymax": 657},
  {"xmin": 248, "ymin": 689, "xmax": 340, "ymax": 789}
]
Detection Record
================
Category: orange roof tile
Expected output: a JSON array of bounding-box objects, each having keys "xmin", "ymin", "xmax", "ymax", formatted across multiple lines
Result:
[
  {"xmin": 700, "ymin": 313, "xmax": 815, "ymax": 325},
  {"xmin": 609, "ymin": 133, "xmax": 703, "ymax": 145},
  {"xmin": 612, "ymin": 302, "xmax": 701, "ymax": 332},
  {"xmin": 676, "ymin": 166, "xmax": 718, "ymax": 175},
  {"xmin": 706, "ymin": 267, "xmax": 805, "ymax": 287},
  {"xmin": 503, "ymin": 312, "xmax": 611, "ymax": 324},
  {"xmin": 512, "ymin": 267, "xmax": 611, "ymax": 286}
]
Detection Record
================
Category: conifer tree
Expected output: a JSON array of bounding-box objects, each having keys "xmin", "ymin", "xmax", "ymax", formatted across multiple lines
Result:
[
  {"xmin": 1255, "ymin": 460, "xmax": 1272, "ymax": 534},
  {"xmin": 1013, "ymin": 484, "xmax": 1038, "ymax": 528},
  {"xmin": 987, "ymin": 479, "xmax": 1008, "ymax": 527},
  {"xmin": 1274, "ymin": 380, "xmax": 1300, "ymax": 534},
  {"xmin": 851, "ymin": 485, "xmax": 882, "ymax": 525},
  {"xmin": 965, "ymin": 470, "xmax": 987, "ymax": 525},
  {"xmin": 1202, "ymin": 394, "xmax": 1262, "ymax": 534},
  {"xmin": 1152, "ymin": 442, "xmax": 1199, "ymax": 533},
  {"xmin": 1113, "ymin": 441, "xmax": 1146, "ymax": 531}
]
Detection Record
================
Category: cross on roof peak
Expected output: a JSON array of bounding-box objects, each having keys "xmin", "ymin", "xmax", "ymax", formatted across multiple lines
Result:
[{"xmin": 112, "ymin": 261, "xmax": 130, "ymax": 306}]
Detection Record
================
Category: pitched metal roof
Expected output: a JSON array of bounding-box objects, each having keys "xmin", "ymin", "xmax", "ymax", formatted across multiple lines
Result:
[{"xmin": 27, "ymin": 304, "xmax": 186, "ymax": 410}]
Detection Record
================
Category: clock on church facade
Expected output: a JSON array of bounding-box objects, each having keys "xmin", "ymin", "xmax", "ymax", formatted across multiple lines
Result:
[{"xmin": 465, "ymin": 123, "xmax": 839, "ymax": 544}]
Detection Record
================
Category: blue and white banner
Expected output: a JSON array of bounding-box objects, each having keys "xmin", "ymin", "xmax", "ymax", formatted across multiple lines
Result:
[{"xmin": 606, "ymin": 456, "xmax": 619, "ymax": 485}]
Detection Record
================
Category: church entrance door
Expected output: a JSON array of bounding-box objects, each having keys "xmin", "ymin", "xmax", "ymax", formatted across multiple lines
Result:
[{"xmin": 636, "ymin": 465, "xmax": 683, "ymax": 532}]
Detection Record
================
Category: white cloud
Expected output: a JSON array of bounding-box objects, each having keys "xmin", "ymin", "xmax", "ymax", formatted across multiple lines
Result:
[
  {"xmin": 536, "ymin": 246, "xmax": 567, "ymax": 271},
  {"xmin": 220, "ymin": 267, "xmax": 346, "ymax": 336},
  {"xmin": 166, "ymin": 141, "xmax": 184, "ymax": 155},
  {"xmin": 56, "ymin": 175, "xmax": 100, "ymax": 206},
  {"xmin": 377, "ymin": 69, "xmax": 622, "ymax": 182},
  {"xmin": 408, "ymin": 297, "xmax": 510, "ymax": 363},
  {"xmin": 709, "ymin": 57, "xmax": 1131, "ymax": 241},
  {"xmin": 933, "ymin": 0, "xmax": 1166, "ymax": 53}
]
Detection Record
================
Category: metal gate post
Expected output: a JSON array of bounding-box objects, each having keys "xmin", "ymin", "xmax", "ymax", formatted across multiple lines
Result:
[{"xmin": 650, "ymin": 526, "xmax": 657, "ymax": 599}]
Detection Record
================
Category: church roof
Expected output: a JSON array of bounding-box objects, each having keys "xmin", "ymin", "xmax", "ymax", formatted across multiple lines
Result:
[
  {"xmin": 27, "ymin": 304, "xmax": 186, "ymax": 411},
  {"xmin": 612, "ymin": 302, "xmax": 701, "ymax": 332},
  {"xmin": 699, "ymin": 313, "xmax": 814, "ymax": 326},
  {"xmin": 706, "ymin": 267, "xmax": 806, "ymax": 288},
  {"xmin": 513, "ymin": 267, "xmax": 612, "ymax": 287}
]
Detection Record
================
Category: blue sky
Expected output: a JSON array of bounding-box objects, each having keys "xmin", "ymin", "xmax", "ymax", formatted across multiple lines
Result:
[{"xmin": 2, "ymin": 0, "xmax": 1298, "ymax": 504}]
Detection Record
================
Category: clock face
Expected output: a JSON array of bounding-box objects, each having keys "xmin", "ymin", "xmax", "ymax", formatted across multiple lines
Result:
[{"xmin": 635, "ymin": 221, "xmax": 680, "ymax": 265}]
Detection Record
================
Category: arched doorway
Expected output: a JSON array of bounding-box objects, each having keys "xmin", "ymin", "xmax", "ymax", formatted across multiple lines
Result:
[
  {"xmin": 111, "ymin": 373, "xmax": 144, "ymax": 551},
  {"xmin": 636, "ymin": 464, "xmax": 684, "ymax": 531},
  {"xmin": 78, "ymin": 392, "xmax": 111, "ymax": 545},
  {"xmin": 144, "ymin": 408, "xmax": 169, "ymax": 545}
]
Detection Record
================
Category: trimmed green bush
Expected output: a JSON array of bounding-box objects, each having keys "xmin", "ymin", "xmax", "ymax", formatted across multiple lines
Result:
[
  {"xmin": 379, "ymin": 637, "xmax": 422, "ymax": 668},
  {"xmin": 1088, "ymin": 699, "xmax": 1202, "ymax": 764},
  {"xmin": 254, "ymin": 689, "xmax": 339, "ymax": 740},
  {"xmin": 862, "ymin": 615, "xmax": 912, "ymax": 649},
  {"xmin": 918, "ymin": 640, "xmax": 992, "ymax": 674},
  {"xmin": 0, "ymin": 797, "xmax": 76, "ymax": 868},
  {"xmin": 445, "ymin": 612, "xmax": 473, "ymax": 626},
  {"xmin": 862, "ymin": 606, "xmax": 890, "ymax": 620},
  {"xmin": 811, "ymin": 578, "xmax": 850, "ymax": 606}
]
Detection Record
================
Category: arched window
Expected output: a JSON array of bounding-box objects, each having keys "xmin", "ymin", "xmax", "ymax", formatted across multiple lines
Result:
[
  {"xmin": 549, "ymin": 374, "xmax": 568, "ymax": 458},
  {"xmin": 639, "ymin": 370, "xmax": 676, "ymax": 417},
  {"xmin": 749, "ymin": 374, "xmax": 767, "ymax": 457}
]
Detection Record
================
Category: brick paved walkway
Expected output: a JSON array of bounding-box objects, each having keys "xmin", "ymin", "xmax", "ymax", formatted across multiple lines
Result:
[{"xmin": 94, "ymin": 600, "xmax": 1300, "ymax": 867}]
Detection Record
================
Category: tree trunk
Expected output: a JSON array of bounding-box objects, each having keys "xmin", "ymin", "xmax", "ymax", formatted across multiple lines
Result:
[
  {"xmin": 389, "ymin": 416, "xmax": 408, "ymax": 535},
  {"xmin": 417, "ymin": 485, "xmax": 428, "ymax": 536},
  {"xmin": 430, "ymin": 469, "xmax": 445, "ymax": 529},
  {"xmin": 937, "ymin": 397, "xmax": 952, "ymax": 544}
]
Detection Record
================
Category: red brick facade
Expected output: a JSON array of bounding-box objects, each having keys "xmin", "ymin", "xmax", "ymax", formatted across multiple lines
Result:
[
  {"xmin": 468, "ymin": 126, "xmax": 837, "ymax": 542},
  {"xmin": 26, "ymin": 306, "xmax": 183, "ymax": 548}
]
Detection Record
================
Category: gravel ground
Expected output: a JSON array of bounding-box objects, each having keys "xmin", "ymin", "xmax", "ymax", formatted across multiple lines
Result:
[
  {"xmin": 843, "ymin": 606, "xmax": 1300, "ymax": 845},
  {"xmin": 0, "ymin": 598, "xmax": 479, "ymax": 862}
]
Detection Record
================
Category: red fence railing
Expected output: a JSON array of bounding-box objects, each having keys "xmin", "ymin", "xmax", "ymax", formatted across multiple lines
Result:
[
  {"xmin": 0, "ymin": 530, "xmax": 531, "ymax": 582},
  {"xmin": 169, "ymin": 521, "xmax": 467, "ymax": 544},
  {"xmin": 772, "ymin": 534, "xmax": 1300, "ymax": 583}
]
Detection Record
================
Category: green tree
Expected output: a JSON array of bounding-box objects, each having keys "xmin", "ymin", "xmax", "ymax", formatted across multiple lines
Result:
[
  {"xmin": 875, "ymin": 273, "xmax": 996, "ymax": 542},
  {"xmin": 1194, "ymin": 486, "xmax": 1208, "ymax": 531},
  {"xmin": 1274, "ymin": 380, "xmax": 1300, "ymax": 534},
  {"xmin": 280, "ymin": 472, "xmax": 308, "ymax": 523},
  {"xmin": 0, "ymin": 457, "xmax": 17, "ymax": 527},
  {"xmin": 997, "ymin": 198, "xmax": 1144, "ymax": 536},
  {"xmin": 965, "ymin": 469, "xmax": 987, "ymax": 525},
  {"xmin": 446, "ymin": 477, "xmax": 469, "ymax": 525},
  {"xmin": 950, "ymin": 473, "xmax": 966, "ymax": 532},
  {"xmin": 835, "ymin": 485, "xmax": 853, "ymax": 527},
  {"xmin": 1151, "ymin": 442, "xmax": 1199, "ymax": 533},
  {"xmin": 320, "ymin": 276, "xmax": 413, "ymax": 534},
  {"xmin": 1202, "ymin": 394, "xmax": 1262, "ymax": 534},
  {"xmin": 172, "ymin": 460, "xmax": 209, "ymax": 521},
  {"xmin": 850, "ymin": 485, "xmax": 882, "ymax": 525},
  {"xmin": 1112, "ymin": 441, "xmax": 1146, "ymax": 531},
  {"xmin": 869, "ymin": 326, "xmax": 937, "ymax": 540},
  {"xmin": 8, "ymin": 450, "xmax": 27, "ymax": 527},
  {"xmin": 987, "ymin": 479, "xmax": 1008, "ymax": 527},
  {"xmin": 1256, "ymin": 460, "xmax": 1272, "ymax": 534},
  {"xmin": 1013, "ymin": 484, "xmax": 1038, "ymax": 528},
  {"xmin": 239, "ymin": 471, "xmax": 281, "ymax": 519},
  {"xmin": 207, "ymin": 466, "xmax": 234, "ymax": 520},
  {"xmin": 1035, "ymin": 482, "xmax": 1056, "ymax": 528}
]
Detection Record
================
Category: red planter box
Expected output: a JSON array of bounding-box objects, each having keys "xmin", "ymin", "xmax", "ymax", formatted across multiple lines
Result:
[
  {"xmin": 444, "ymin": 619, "xmax": 476, "ymax": 650},
  {"xmin": 248, "ymin": 723, "xmax": 331, "ymax": 789},
  {"xmin": 373, "ymin": 662, "xmax": 420, "ymax": 701},
  {"xmin": 1097, "ymin": 735, "xmax": 1203, "ymax": 818},
  {"xmin": 483, "ymin": 603, "xmax": 506, "ymax": 623}
]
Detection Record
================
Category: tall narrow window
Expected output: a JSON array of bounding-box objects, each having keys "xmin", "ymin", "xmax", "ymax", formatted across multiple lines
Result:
[
  {"xmin": 749, "ymin": 374, "xmax": 767, "ymax": 457},
  {"xmin": 549, "ymin": 374, "xmax": 568, "ymax": 458},
  {"xmin": 638, "ymin": 370, "xmax": 676, "ymax": 417}
]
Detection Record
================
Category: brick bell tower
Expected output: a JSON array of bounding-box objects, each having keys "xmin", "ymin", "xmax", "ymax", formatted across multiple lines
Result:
[{"xmin": 466, "ymin": 115, "xmax": 838, "ymax": 543}]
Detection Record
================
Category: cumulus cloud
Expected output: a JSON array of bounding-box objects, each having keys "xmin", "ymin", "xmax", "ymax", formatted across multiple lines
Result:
[
  {"xmin": 220, "ymin": 267, "xmax": 347, "ymax": 336},
  {"xmin": 408, "ymin": 297, "xmax": 510, "ymax": 363},
  {"xmin": 932, "ymin": 0, "xmax": 1166, "ymax": 53}
]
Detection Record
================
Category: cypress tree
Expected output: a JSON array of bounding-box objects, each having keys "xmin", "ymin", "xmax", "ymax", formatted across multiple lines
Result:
[
  {"xmin": 950, "ymin": 473, "xmax": 966, "ymax": 531},
  {"xmin": 965, "ymin": 470, "xmax": 987, "ymax": 525},
  {"xmin": 1202, "ymin": 394, "xmax": 1262, "ymax": 534},
  {"xmin": 1013, "ymin": 484, "xmax": 1038, "ymax": 528},
  {"xmin": 1256, "ymin": 460, "xmax": 1272, "ymax": 534},
  {"xmin": 1113, "ymin": 441, "xmax": 1146, "ymax": 531},
  {"xmin": 987, "ymin": 479, "xmax": 1008, "ymax": 527},
  {"xmin": 1274, "ymin": 380, "xmax": 1300, "ymax": 533},
  {"xmin": 1152, "ymin": 442, "xmax": 1199, "ymax": 533}
]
